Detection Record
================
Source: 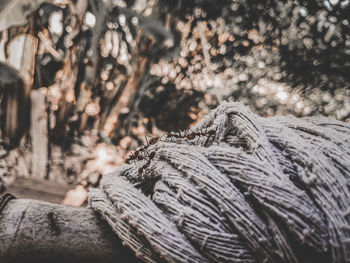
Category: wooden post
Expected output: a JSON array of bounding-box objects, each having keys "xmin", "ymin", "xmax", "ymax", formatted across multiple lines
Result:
[
  {"xmin": 30, "ymin": 88, "xmax": 49, "ymax": 179},
  {"xmin": 0, "ymin": 34, "xmax": 38, "ymax": 147}
]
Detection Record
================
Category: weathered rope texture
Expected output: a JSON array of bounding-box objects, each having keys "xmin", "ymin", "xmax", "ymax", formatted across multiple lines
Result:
[{"xmin": 89, "ymin": 102, "xmax": 350, "ymax": 263}]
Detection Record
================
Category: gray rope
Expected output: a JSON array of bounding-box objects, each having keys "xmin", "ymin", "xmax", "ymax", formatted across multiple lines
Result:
[{"xmin": 89, "ymin": 101, "xmax": 350, "ymax": 263}]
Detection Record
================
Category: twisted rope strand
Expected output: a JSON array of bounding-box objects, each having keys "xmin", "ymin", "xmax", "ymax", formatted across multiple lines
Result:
[{"xmin": 89, "ymin": 102, "xmax": 350, "ymax": 263}]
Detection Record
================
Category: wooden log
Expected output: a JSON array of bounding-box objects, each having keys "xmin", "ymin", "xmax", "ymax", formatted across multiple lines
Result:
[{"xmin": 0, "ymin": 198, "xmax": 139, "ymax": 263}]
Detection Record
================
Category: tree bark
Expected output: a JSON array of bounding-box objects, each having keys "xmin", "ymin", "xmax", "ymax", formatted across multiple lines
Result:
[{"xmin": 0, "ymin": 199, "xmax": 140, "ymax": 263}]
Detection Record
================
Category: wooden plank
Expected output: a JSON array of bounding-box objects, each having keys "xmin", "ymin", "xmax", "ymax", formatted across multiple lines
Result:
[
  {"xmin": 30, "ymin": 88, "xmax": 49, "ymax": 179},
  {"xmin": 6, "ymin": 177, "xmax": 71, "ymax": 204}
]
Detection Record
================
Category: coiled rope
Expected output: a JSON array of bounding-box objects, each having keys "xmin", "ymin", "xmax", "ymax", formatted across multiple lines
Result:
[{"xmin": 89, "ymin": 102, "xmax": 350, "ymax": 263}]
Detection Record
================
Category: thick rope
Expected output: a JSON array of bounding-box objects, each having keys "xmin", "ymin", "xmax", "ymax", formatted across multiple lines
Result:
[{"xmin": 89, "ymin": 102, "xmax": 350, "ymax": 263}]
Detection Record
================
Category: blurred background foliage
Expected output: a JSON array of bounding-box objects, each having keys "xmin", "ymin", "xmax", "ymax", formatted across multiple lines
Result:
[{"xmin": 0, "ymin": 0, "xmax": 349, "ymax": 203}]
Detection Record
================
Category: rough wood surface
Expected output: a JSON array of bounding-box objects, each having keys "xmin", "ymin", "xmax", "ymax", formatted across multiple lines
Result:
[{"xmin": 0, "ymin": 198, "xmax": 139, "ymax": 263}]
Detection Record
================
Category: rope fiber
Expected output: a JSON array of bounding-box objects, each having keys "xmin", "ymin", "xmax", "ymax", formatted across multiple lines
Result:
[{"xmin": 89, "ymin": 102, "xmax": 350, "ymax": 263}]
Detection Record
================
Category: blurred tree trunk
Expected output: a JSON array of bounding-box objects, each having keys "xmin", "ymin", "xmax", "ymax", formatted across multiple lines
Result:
[
  {"xmin": 1, "ymin": 33, "xmax": 37, "ymax": 148},
  {"xmin": 104, "ymin": 38, "xmax": 155, "ymax": 141}
]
